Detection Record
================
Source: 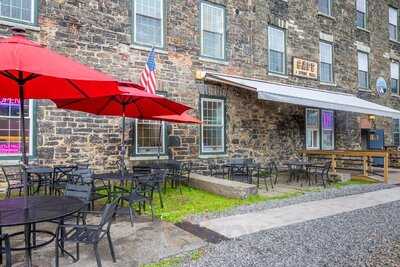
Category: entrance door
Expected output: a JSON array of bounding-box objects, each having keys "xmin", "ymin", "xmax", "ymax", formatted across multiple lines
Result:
[{"xmin": 367, "ymin": 129, "xmax": 384, "ymax": 166}]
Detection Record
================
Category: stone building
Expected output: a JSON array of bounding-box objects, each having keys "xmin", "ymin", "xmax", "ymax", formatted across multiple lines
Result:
[{"xmin": 0, "ymin": 0, "xmax": 400, "ymax": 171}]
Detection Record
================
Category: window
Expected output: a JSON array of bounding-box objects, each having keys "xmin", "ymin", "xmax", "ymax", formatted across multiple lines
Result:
[
  {"xmin": 321, "ymin": 110, "xmax": 334, "ymax": 150},
  {"xmin": 391, "ymin": 62, "xmax": 399, "ymax": 95},
  {"xmin": 319, "ymin": 41, "xmax": 333, "ymax": 83},
  {"xmin": 389, "ymin": 7, "xmax": 398, "ymax": 41},
  {"xmin": 200, "ymin": 97, "xmax": 225, "ymax": 154},
  {"xmin": 306, "ymin": 109, "xmax": 320, "ymax": 150},
  {"xmin": 201, "ymin": 2, "xmax": 225, "ymax": 60},
  {"xmin": 133, "ymin": 0, "xmax": 164, "ymax": 48},
  {"xmin": 0, "ymin": 99, "xmax": 33, "ymax": 156},
  {"xmin": 356, "ymin": 0, "xmax": 367, "ymax": 29},
  {"xmin": 319, "ymin": 0, "xmax": 332, "ymax": 16},
  {"xmin": 0, "ymin": 0, "xmax": 36, "ymax": 24},
  {"xmin": 268, "ymin": 26, "xmax": 286, "ymax": 74},
  {"xmin": 357, "ymin": 51, "xmax": 369, "ymax": 89},
  {"xmin": 394, "ymin": 119, "xmax": 400, "ymax": 147},
  {"xmin": 135, "ymin": 119, "xmax": 165, "ymax": 155}
]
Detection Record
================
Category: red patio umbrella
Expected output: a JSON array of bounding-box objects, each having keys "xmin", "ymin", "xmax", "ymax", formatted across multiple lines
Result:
[
  {"xmin": 53, "ymin": 82, "xmax": 200, "ymax": 169},
  {"xmin": 0, "ymin": 29, "xmax": 120, "ymax": 165}
]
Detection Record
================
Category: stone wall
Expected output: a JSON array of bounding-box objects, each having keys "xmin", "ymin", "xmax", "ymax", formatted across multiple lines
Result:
[{"xmin": 0, "ymin": 0, "xmax": 399, "ymax": 171}]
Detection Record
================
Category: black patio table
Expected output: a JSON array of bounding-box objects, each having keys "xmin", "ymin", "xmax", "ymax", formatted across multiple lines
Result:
[
  {"xmin": 0, "ymin": 195, "xmax": 84, "ymax": 267},
  {"xmin": 286, "ymin": 160, "xmax": 313, "ymax": 185},
  {"xmin": 26, "ymin": 166, "xmax": 54, "ymax": 195},
  {"xmin": 223, "ymin": 161, "xmax": 257, "ymax": 182}
]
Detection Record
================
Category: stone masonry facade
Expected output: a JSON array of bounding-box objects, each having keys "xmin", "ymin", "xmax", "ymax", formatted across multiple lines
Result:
[{"xmin": 0, "ymin": 0, "xmax": 400, "ymax": 172}]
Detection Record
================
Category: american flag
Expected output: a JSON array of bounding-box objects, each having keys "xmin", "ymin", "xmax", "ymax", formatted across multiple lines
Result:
[{"xmin": 140, "ymin": 48, "xmax": 157, "ymax": 95}]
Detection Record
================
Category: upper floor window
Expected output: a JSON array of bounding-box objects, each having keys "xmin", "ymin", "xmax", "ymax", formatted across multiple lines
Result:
[
  {"xmin": 394, "ymin": 119, "xmax": 400, "ymax": 147},
  {"xmin": 319, "ymin": 0, "xmax": 332, "ymax": 16},
  {"xmin": 391, "ymin": 62, "xmax": 399, "ymax": 95},
  {"xmin": 268, "ymin": 26, "xmax": 286, "ymax": 75},
  {"xmin": 0, "ymin": 99, "xmax": 34, "ymax": 157},
  {"xmin": 200, "ymin": 97, "xmax": 225, "ymax": 154},
  {"xmin": 319, "ymin": 41, "xmax": 333, "ymax": 83},
  {"xmin": 356, "ymin": 0, "xmax": 367, "ymax": 29},
  {"xmin": 0, "ymin": 0, "xmax": 36, "ymax": 25},
  {"xmin": 357, "ymin": 51, "xmax": 369, "ymax": 89},
  {"xmin": 133, "ymin": 0, "xmax": 164, "ymax": 48},
  {"xmin": 201, "ymin": 2, "xmax": 225, "ymax": 60},
  {"xmin": 389, "ymin": 7, "xmax": 398, "ymax": 41}
]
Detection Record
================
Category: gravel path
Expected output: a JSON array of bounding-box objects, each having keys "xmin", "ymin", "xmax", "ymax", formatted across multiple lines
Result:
[
  {"xmin": 186, "ymin": 183, "xmax": 394, "ymax": 224},
  {"xmin": 185, "ymin": 199, "xmax": 400, "ymax": 267}
]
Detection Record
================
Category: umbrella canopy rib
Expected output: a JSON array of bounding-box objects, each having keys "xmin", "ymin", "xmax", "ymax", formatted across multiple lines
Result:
[{"xmin": 66, "ymin": 79, "xmax": 90, "ymax": 98}]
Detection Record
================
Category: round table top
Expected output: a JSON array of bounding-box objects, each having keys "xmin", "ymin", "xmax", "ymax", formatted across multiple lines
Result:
[
  {"xmin": 93, "ymin": 172, "xmax": 141, "ymax": 181},
  {"xmin": 0, "ymin": 196, "xmax": 84, "ymax": 227}
]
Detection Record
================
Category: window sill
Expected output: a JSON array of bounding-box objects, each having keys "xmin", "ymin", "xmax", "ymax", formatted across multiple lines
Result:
[
  {"xmin": 358, "ymin": 88, "xmax": 371, "ymax": 93},
  {"xmin": 390, "ymin": 39, "xmax": 400, "ymax": 46},
  {"xmin": 391, "ymin": 94, "xmax": 400, "ymax": 99},
  {"xmin": 199, "ymin": 154, "xmax": 228, "ymax": 159},
  {"xmin": 0, "ymin": 20, "xmax": 40, "ymax": 32},
  {"xmin": 317, "ymin": 12, "xmax": 336, "ymax": 21},
  {"xmin": 129, "ymin": 155, "xmax": 169, "ymax": 161},
  {"xmin": 198, "ymin": 56, "xmax": 229, "ymax": 65},
  {"xmin": 130, "ymin": 44, "xmax": 168, "ymax": 55},
  {"xmin": 268, "ymin": 72, "xmax": 289, "ymax": 79},
  {"xmin": 356, "ymin": 27, "xmax": 370, "ymax": 33},
  {"xmin": 320, "ymin": 81, "xmax": 336, "ymax": 86}
]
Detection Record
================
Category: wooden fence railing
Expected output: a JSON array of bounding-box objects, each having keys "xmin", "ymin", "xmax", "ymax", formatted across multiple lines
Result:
[{"xmin": 300, "ymin": 150, "xmax": 391, "ymax": 183}]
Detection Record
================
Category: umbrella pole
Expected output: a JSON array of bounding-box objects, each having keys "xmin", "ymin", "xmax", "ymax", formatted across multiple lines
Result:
[
  {"xmin": 18, "ymin": 73, "xmax": 29, "ymax": 203},
  {"xmin": 121, "ymin": 111, "xmax": 126, "ymax": 178},
  {"xmin": 157, "ymin": 121, "xmax": 162, "ymax": 160}
]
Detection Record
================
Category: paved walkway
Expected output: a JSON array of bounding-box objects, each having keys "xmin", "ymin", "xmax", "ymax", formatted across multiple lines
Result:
[{"xmin": 200, "ymin": 187, "xmax": 400, "ymax": 238}]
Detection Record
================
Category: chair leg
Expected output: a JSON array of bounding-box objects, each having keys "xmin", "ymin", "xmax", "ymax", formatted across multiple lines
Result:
[
  {"xmin": 158, "ymin": 187, "xmax": 164, "ymax": 208},
  {"xmin": 94, "ymin": 243, "xmax": 102, "ymax": 267},
  {"xmin": 149, "ymin": 200, "xmax": 155, "ymax": 221},
  {"xmin": 107, "ymin": 232, "xmax": 116, "ymax": 262},
  {"xmin": 128, "ymin": 204, "xmax": 134, "ymax": 227},
  {"xmin": 76, "ymin": 242, "xmax": 80, "ymax": 261},
  {"xmin": 55, "ymin": 228, "xmax": 60, "ymax": 267},
  {"xmin": 264, "ymin": 177, "xmax": 268, "ymax": 191}
]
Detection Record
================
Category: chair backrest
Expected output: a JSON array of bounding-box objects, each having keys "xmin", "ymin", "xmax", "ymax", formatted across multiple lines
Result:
[
  {"xmin": 178, "ymin": 161, "xmax": 193, "ymax": 176},
  {"xmin": 54, "ymin": 165, "xmax": 76, "ymax": 181},
  {"xmin": 322, "ymin": 161, "xmax": 332, "ymax": 176},
  {"xmin": 99, "ymin": 203, "xmax": 118, "ymax": 230},
  {"xmin": 64, "ymin": 183, "xmax": 92, "ymax": 203},
  {"xmin": 1, "ymin": 165, "xmax": 23, "ymax": 186},
  {"xmin": 0, "ymin": 234, "xmax": 11, "ymax": 267},
  {"xmin": 70, "ymin": 167, "xmax": 93, "ymax": 184},
  {"xmin": 132, "ymin": 166, "xmax": 151, "ymax": 176},
  {"xmin": 150, "ymin": 169, "xmax": 167, "ymax": 182},
  {"xmin": 230, "ymin": 158, "xmax": 245, "ymax": 165}
]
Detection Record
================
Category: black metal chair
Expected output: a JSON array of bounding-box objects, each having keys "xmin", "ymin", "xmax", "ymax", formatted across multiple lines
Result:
[
  {"xmin": 52, "ymin": 165, "xmax": 77, "ymax": 195},
  {"xmin": 170, "ymin": 162, "xmax": 192, "ymax": 194},
  {"xmin": 55, "ymin": 203, "xmax": 118, "ymax": 267},
  {"xmin": 0, "ymin": 234, "xmax": 11, "ymax": 267},
  {"xmin": 310, "ymin": 161, "xmax": 332, "ymax": 188},
  {"xmin": 255, "ymin": 163, "xmax": 275, "ymax": 190},
  {"xmin": 120, "ymin": 185, "xmax": 154, "ymax": 227},
  {"xmin": 1, "ymin": 165, "xmax": 25, "ymax": 198},
  {"xmin": 207, "ymin": 160, "xmax": 225, "ymax": 178}
]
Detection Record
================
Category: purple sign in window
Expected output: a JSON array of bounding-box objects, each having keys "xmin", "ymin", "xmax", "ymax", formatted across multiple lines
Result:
[
  {"xmin": 0, "ymin": 143, "xmax": 21, "ymax": 154},
  {"xmin": 0, "ymin": 98, "xmax": 20, "ymax": 106},
  {"xmin": 322, "ymin": 111, "xmax": 333, "ymax": 130}
]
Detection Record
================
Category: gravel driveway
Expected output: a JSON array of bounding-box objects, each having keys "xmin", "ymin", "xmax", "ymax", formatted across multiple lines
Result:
[{"xmin": 184, "ymin": 185, "xmax": 400, "ymax": 267}]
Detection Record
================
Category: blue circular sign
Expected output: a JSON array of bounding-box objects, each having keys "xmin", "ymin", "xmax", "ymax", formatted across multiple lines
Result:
[{"xmin": 376, "ymin": 77, "xmax": 387, "ymax": 96}]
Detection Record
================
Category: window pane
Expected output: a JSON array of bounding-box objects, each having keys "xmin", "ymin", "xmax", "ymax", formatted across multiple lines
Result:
[
  {"xmin": 358, "ymin": 71, "xmax": 368, "ymax": 88},
  {"xmin": 269, "ymin": 50, "xmax": 284, "ymax": 74},
  {"xmin": 201, "ymin": 99, "xmax": 225, "ymax": 153},
  {"xmin": 356, "ymin": 11, "xmax": 365, "ymax": 28},
  {"xmin": 0, "ymin": 0, "xmax": 33, "ymax": 23},
  {"xmin": 320, "ymin": 62, "xmax": 332, "ymax": 82},
  {"xmin": 202, "ymin": 3, "xmax": 224, "ymax": 34},
  {"xmin": 322, "ymin": 130, "xmax": 334, "ymax": 149},
  {"xmin": 356, "ymin": 0, "xmax": 366, "ymax": 12},
  {"xmin": 391, "ymin": 62, "xmax": 399, "ymax": 79},
  {"xmin": 136, "ymin": 15, "xmax": 162, "ymax": 47},
  {"xmin": 389, "ymin": 7, "xmax": 398, "ymax": 26},
  {"xmin": 136, "ymin": 0, "xmax": 162, "ymax": 18},
  {"xmin": 358, "ymin": 52, "xmax": 368, "ymax": 72},
  {"xmin": 391, "ymin": 78, "xmax": 399, "ymax": 94},
  {"xmin": 320, "ymin": 42, "xmax": 332, "ymax": 64},
  {"xmin": 203, "ymin": 31, "xmax": 223, "ymax": 59},
  {"xmin": 136, "ymin": 120, "xmax": 164, "ymax": 154},
  {"xmin": 322, "ymin": 111, "xmax": 334, "ymax": 130},
  {"xmin": 389, "ymin": 24, "xmax": 398, "ymax": 41},
  {"xmin": 319, "ymin": 0, "xmax": 331, "ymax": 15},
  {"xmin": 268, "ymin": 26, "xmax": 285, "ymax": 52},
  {"xmin": 306, "ymin": 109, "xmax": 319, "ymax": 128}
]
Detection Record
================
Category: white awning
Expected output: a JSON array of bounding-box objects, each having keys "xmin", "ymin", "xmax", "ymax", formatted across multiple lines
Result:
[{"xmin": 205, "ymin": 73, "xmax": 400, "ymax": 119}]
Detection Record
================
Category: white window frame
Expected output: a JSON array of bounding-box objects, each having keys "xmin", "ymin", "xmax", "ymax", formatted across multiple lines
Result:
[
  {"xmin": 135, "ymin": 119, "xmax": 165, "ymax": 155},
  {"xmin": 356, "ymin": 0, "xmax": 367, "ymax": 29},
  {"xmin": 200, "ymin": 2, "xmax": 226, "ymax": 60},
  {"xmin": 319, "ymin": 0, "xmax": 332, "ymax": 16},
  {"xmin": 0, "ymin": 0, "xmax": 36, "ymax": 24},
  {"xmin": 268, "ymin": 25, "xmax": 286, "ymax": 75},
  {"xmin": 306, "ymin": 108, "xmax": 320, "ymax": 150},
  {"xmin": 389, "ymin": 7, "xmax": 398, "ymax": 41},
  {"xmin": 200, "ymin": 97, "xmax": 225, "ymax": 154},
  {"xmin": 391, "ymin": 61, "xmax": 399, "ymax": 95},
  {"xmin": 357, "ymin": 51, "xmax": 369, "ymax": 89},
  {"xmin": 319, "ymin": 41, "xmax": 333, "ymax": 83},
  {"xmin": 133, "ymin": 0, "xmax": 164, "ymax": 48},
  {"xmin": 0, "ymin": 99, "xmax": 34, "ymax": 157},
  {"xmin": 321, "ymin": 110, "xmax": 334, "ymax": 150}
]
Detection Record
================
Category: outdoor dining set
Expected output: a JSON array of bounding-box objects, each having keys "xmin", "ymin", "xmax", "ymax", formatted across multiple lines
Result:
[
  {"xmin": 0, "ymin": 159, "xmax": 193, "ymax": 267},
  {"xmin": 208, "ymin": 157, "xmax": 332, "ymax": 189}
]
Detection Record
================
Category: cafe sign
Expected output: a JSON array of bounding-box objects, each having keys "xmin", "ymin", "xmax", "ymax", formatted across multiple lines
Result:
[{"xmin": 293, "ymin": 58, "xmax": 318, "ymax": 79}]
